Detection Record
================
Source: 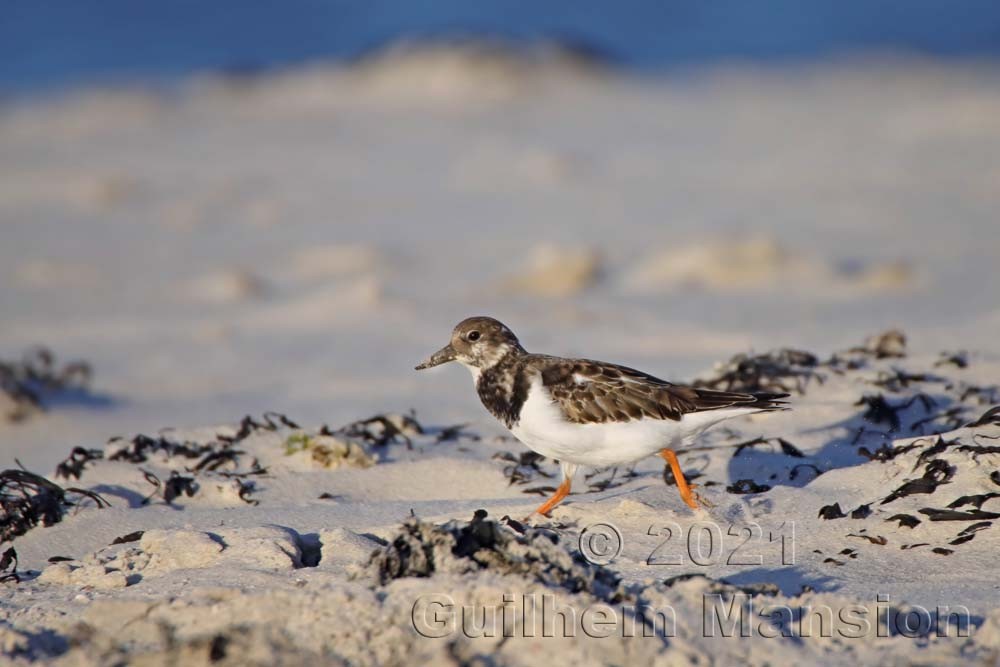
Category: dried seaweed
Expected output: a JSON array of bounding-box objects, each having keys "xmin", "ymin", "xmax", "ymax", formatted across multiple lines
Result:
[
  {"xmin": 435, "ymin": 423, "xmax": 480, "ymax": 443},
  {"xmin": 880, "ymin": 459, "xmax": 954, "ymax": 505},
  {"xmin": 931, "ymin": 547, "xmax": 953, "ymax": 556},
  {"xmin": 818, "ymin": 503, "xmax": 846, "ymax": 520},
  {"xmin": 523, "ymin": 485, "xmax": 558, "ymax": 497},
  {"xmin": 957, "ymin": 385, "xmax": 1000, "ymax": 406},
  {"xmin": 1, "ymin": 467, "xmax": 109, "ymax": 543},
  {"xmin": 111, "ymin": 531, "xmax": 144, "ymax": 545},
  {"xmin": 910, "ymin": 406, "xmax": 967, "ymax": 434},
  {"xmin": 850, "ymin": 503, "xmax": 872, "ymax": 519},
  {"xmin": 693, "ymin": 348, "xmax": 821, "ymax": 395},
  {"xmin": 108, "ymin": 434, "xmax": 215, "ymax": 464},
  {"xmin": 361, "ymin": 510, "xmax": 625, "ymax": 602},
  {"xmin": 956, "ymin": 522, "xmax": 991, "ymax": 537},
  {"xmin": 935, "ymin": 351, "xmax": 968, "ymax": 369},
  {"xmin": 869, "ymin": 368, "xmax": 942, "ymax": 393},
  {"xmin": 855, "ymin": 393, "xmax": 933, "ymax": 432},
  {"xmin": 140, "ymin": 470, "xmax": 198, "ymax": 505},
  {"xmin": 233, "ymin": 479, "xmax": 259, "ymax": 505},
  {"xmin": 789, "ymin": 463, "xmax": 824, "ymax": 481},
  {"xmin": 967, "ymin": 406, "xmax": 1000, "ymax": 428},
  {"xmin": 914, "ymin": 435, "xmax": 959, "ymax": 466},
  {"xmin": 101, "ymin": 413, "xmax": 282, "ymax": 507},
  {"xmin": 0, "ymin": 547, "xmax": 19, "ymax": 583},
  {"xmin": 886, "ymin": 514, "xmax": 921, "ymax": 528},
  {"xmin": 855, "ymin": 394, "xmax": 903, "ymax": 431},
  {"xmin": 323, "ymin": 412, "xmax": 422, "ymax": 449},
  {"xmin": 218, "ymin": 412, "xmax": 301, "ymax": 445},
  {"xmin": 859, "ymin": 441, "xmax": 919, "ymax": 462},
  {"xmin": 55, "ymin": 447, "xmax": 104, "ymax": 480},
  {"xmin": 776, "ymin": 438, "xmax": 806, "ymax": 458},
  {"xmin": 948, "ymin": 521, "xmax": 991, "ymax": 545},
  {"xmin": 848, "ymin": 533, "xmax": 887, "ymax": 545},
  {"xmin": 919, "ymin": 507, "xmax": 1000, "ymax": 522},
  {"xmin": 190, "ymin": 449, "xmax": 245, "ymax": 473},
  {"xmin": 493, "ymin": 451, "xmax": 554, "ymax": 487},
  {"xmin": 726, "ymin": 479, "xmax": 772, "ymax": 494},
  {"xmin": 499, "ymin": 515, "xmax": 527, "ymax": 534},
  {"xmin": 585, "ymin": 465, "xmax": 639, "ymax": 493},
  {"xmin": 947, "ymin": 493, "xmax": 1000, "ymax": 510},
  {"xmin": 731, "ymin": 436, "xmax": 804, "ymax": 458},
  {"xmin": 961, "ymin": 520, "xmax": 992, "ymax": 533},
  {"xmin": 0, "ymin": 348, "xmax": 95, "ymax": 423},
  {"xmin": 955, "ymin": 442, "xmax": 1000, "ymax": 457}
]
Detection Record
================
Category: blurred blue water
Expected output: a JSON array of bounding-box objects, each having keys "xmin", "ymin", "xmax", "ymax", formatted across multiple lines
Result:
[{"xmin": 3, "ymin": 0, "xmax": 1000, "ymax": 93}]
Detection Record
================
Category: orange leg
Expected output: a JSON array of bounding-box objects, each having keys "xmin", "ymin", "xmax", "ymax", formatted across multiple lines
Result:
[
  {"xmin": 533, "ymin": 478, "xmax": 571, "ymax": 516},
  {"xmin": 659, "ymin": 449, "xmax": 706, "ymax": 510}
]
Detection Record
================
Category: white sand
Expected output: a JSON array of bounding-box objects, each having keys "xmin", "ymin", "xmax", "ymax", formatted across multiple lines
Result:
[{"xmin": 2, "ymin": 46, "xmax": 1000, "ymax": 665}]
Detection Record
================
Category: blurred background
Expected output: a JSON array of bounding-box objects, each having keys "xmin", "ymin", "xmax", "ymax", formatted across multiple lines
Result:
[
  {"xmin": 3, "ymin": 1, "xmax": 1000, "ymax": 468},
  {"xmin": 5, "ymin": 0, "xmax": 1000, "ymax": 91}
]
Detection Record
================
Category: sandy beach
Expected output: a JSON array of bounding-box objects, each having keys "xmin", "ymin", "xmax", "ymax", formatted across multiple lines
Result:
[{"xmin": 2, "ymin": 46, "xmax": 1000, "ymax": 665}]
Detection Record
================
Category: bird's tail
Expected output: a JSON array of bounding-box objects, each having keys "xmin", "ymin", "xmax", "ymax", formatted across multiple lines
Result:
[
  {"xmin": 689, "ymin": 388, "xmax": 791, "ymax": 413},
  {"xmin": 745, "ymin": 391, "xmax": 791, "ymax": 412}
]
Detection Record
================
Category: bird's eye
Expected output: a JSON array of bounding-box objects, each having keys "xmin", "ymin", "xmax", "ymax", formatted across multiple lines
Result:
[{"xmin": 467, "ymin": 331, "xmax": 481, "ymax": 342}]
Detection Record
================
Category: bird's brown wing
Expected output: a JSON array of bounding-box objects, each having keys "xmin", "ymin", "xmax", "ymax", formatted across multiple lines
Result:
[{"xmin": 533, "ymin": 356, "xmax": 787, "ymax": 424}]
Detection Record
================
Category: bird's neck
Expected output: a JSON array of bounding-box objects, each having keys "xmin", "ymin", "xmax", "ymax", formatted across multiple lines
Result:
[{"xmin": 475, "ymin": 350, "xmax": 530, "ymax": 429}]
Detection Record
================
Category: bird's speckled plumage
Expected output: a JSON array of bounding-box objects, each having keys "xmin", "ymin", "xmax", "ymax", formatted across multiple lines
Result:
[{"xmin": 438, "ymin": 317, "xmax": 787, "ymax": 429}]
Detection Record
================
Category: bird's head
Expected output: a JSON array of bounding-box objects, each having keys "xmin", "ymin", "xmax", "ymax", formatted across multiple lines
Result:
[{"xmin": 415, "ymin": 316, "xmax": 524, "ymax": 371}]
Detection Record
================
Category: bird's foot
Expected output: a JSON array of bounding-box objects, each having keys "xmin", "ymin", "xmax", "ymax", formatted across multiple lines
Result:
[{"xmin": 681, "ymin": 482, "xmax": 715, "ymax": 510}]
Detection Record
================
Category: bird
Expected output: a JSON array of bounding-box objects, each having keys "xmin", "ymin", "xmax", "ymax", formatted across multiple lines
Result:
[{"xmin": 415, "ymin": 316, "xmax": 789, "ymax": 517}]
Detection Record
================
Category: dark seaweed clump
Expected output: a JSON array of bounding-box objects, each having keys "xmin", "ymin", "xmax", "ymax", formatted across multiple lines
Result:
[
  {"xmin": 140, "ymin": 470, "xmax": 199, "ymax": 505},
  {"xmin": 731, "ymin": 436, "xmax": 805, "ymax": 458},
  {"xmin": 320, "ymin": 412, "xmax": 421, "ymax": 449},
  {"xmin": 584, "ymin": 465, "xmax": 641, "ymax": 493},
  {"xmin": 693, "ymin": 349, "xmax": 821, "ymax": 395},
  {"xmin": 52, "ymin": 410, "xmax": 461, "ymax": 510},
  {"xmin": 492, "ymin": 450, "xmax": 556, "ymax": 494},
  {"xmin": 0, "ymin": 547, "xmax": 19, "ymax": 583},
  {"xmin": 968, "ymin": 406, "xmax": 1000, "ymax": 428},
  {"xmin": 879, "ymin": 459, "xmax": 954, "ymax": 505},
  {"xmin": 1, "ymin": 468, "xmax": 109, "ymax": 544},
  {"xmin": 692, "ymin": 329, "xmax": 909, "ymax": 395},
  {"xmin": 55, "ymin": 447, "xmax": 104, "ymax": 480},
  {"xmin": 818, "ymin": 503, "xmax": 847, "ymax": 520},
  {"xmin": 726, "ymin": 479, "xmax": 772, "ymax": 494},
  {"xmin": 1, "ymin": 348, "xmax": 99, "ymax": 423},
  {"xmin": 57, "ymin": 412, "xmax": 289, "ymax": 507},
  {"xmin": 362, "ymin": 509, "xmax": 624, "ymax": 602},
  {"xmin": 839, "ymin": 414, "xmax": 1000, "ymax": 555}
]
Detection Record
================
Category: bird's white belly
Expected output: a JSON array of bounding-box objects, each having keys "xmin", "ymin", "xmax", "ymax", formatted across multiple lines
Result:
[{"xmin": 508, "ymin": 379, "xmax": 691, "ymax": 467}]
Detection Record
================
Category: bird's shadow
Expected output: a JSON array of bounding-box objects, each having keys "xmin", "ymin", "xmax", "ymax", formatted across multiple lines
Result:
[
  {"xmin": 41, "ymin": 387, "xmax": 116, "ymax": 411},
  {"xmin": 723, "ymin": 566, "xmax": 839, "ymax": 596},
  {"xmin": 722, "ymin": 390, "xmax": 962, "ymax": 496},
  {"xmin": 85, "ymin": 484, "xmax": 150, "ymax": 509}
]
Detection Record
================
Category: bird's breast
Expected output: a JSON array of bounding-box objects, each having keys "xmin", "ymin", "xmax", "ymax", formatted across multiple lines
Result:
[{"xmin": 475, "ymin": 362, "xmax": 530, "ymax": 429}]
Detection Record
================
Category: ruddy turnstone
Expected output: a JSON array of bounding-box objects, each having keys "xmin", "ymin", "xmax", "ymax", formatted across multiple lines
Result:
[{"xmin": 416, "ymin": 316, "xmax": 789, "ymax": 516}]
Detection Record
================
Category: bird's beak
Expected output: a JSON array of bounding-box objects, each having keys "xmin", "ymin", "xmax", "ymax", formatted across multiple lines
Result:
[{"xmin": 415, "ymin": 343, "xmax": 457, "ymax": 370}]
